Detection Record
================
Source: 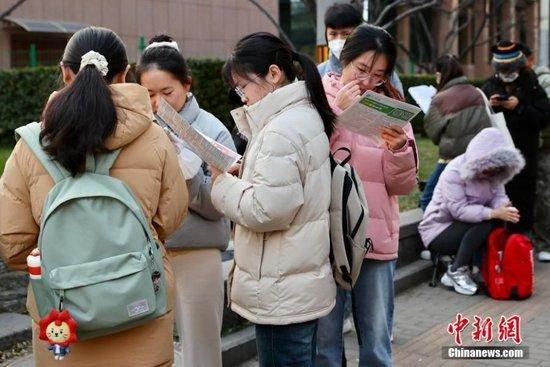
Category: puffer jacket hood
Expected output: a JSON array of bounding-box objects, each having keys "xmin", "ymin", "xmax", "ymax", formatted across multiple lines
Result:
[
  {"xmin": 460, "ymin": 127, "xmax": 525, "ymax": 184},
  {"xmin": 419, "ymin": 128, "xmax": 524, "ymax": 247}
]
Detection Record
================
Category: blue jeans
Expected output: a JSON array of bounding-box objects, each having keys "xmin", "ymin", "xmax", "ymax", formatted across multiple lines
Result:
[
  {"xmin": 256, "ymin": 320, "xmax": 318, "ymax": 367},
  {"xmin": 317, "ymin": 260, "xmax": 396, "ymax": 367},
  {"xmin": 419, "ymin": 162, "xmax": 447, "ymax": 211}
]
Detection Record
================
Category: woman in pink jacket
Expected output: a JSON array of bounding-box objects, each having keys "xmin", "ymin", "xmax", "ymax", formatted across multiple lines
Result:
[{"xmin": 317, "ymin": 25, "xmax": 418, "ymax": 367}]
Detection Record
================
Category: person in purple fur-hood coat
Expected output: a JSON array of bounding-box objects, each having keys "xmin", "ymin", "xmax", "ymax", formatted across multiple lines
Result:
[{"xmin": 419, "ymin": 127, "xmax": 525, "ymax": 296}]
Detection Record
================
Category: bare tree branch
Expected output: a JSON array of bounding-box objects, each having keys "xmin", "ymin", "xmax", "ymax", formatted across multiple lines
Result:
[
  {"xmin": 417, "ymin": 11, "xmax": 437, "ymax": 66},
  {"xmin": 373, "ymin": 0, "xmax": 402, "ymax": 26},
  {"xmin": 381, "ymin": 0, "xmax": 440, "ymax": 30},
  {"xmin": 396, "ymin": 42, "xmax": 432, "ymax": 73},
  {"xmin": 246, "ymin": 0, "xmax": 296, "ymax": 50},
  {"xmin": 0, "ymin": 0, "xmax": 27, "ymax": 21},
  {"xmin": 472, "ymin": 21, "xmax": 518, "ymax": 48},
  {"xmin": 458, "ymin": 7, "xmax": 495, "ymax": 59},
  {"xmin": 442, "ymin": 7, "xmax": 474, "ymax": 55}
]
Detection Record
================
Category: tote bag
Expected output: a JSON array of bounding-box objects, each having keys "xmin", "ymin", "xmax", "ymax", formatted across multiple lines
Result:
[{"xmin": 477, "ymin": 88, "xmax": 515, "ymax": 147}]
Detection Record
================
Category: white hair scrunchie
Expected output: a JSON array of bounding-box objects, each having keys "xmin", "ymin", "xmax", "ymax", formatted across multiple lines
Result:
[
  {"xmin": 144, "ymin": 41, "xmax": 179, "ymax": 52},
  {"xmin": 80, "ymin": 50, "xmax": 109, "ymax": 76}
]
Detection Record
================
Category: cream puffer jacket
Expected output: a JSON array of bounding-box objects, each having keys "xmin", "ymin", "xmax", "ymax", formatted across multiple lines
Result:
[{"xmin": 211, "ymin": 81, "xmax": 336, "ymax": 325}]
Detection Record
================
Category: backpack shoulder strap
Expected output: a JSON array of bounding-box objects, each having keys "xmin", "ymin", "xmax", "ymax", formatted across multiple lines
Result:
[
  {"xmin": 94, "ymin": 150, "xmax": 121, "ymax": 176},
  {"xmin": 15, "ymin": 122, "xmax": 69, "ymax": 183},
  {"xmin": 332, "ymin": 147, "xmax": 352, "ymax": 166}
]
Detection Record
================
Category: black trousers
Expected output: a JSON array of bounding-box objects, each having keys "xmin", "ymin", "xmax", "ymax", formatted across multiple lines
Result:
[{"xmin": 428, "ymin": 221, "xmax": 494, "ymax": 271}]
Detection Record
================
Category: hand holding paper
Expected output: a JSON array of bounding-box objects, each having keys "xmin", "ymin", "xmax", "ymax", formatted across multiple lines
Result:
[
  {"xmin": 155, "ymin": 98, "xmax": 241, "ymax": 172},
  {"xmin": 337, "ymin": 90, "xmax": 421, "ymax": 139}
]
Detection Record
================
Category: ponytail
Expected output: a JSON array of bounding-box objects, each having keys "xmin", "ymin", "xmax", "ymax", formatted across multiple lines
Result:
[
  {"xmin": 41, "ymin": 65, "xmax": 117, "ymax": 176},
  {"xmin": 40, "ymin": 27, "xmax": 128, "ymax": 176},
  {"xmin": 223, "ymin": 32, "xmax": 336, "ymax": 138},
  {"xmin": 292, "ymin": 51, "xmax": 335, "ymax": 137}
]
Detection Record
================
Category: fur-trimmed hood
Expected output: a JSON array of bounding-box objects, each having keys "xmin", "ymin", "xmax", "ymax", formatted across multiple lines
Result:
[{"xmin": 460, "ymin": 128, "xmax": 525, "ymax": 184}]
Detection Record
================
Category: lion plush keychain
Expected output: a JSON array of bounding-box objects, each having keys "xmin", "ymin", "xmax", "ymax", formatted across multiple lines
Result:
[{"xmin": 38, "ymin": 309, "xmax": 78, "ymax": 360}]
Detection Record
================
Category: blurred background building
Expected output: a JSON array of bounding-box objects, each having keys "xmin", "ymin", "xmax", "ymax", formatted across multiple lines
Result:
[
  {"xmin": 1, "ymin": 0, "xmax": 548, "ymax": 76},
  {"xmin": 0, "ymin": 0, "xmax": 279, "ymax": 68}
]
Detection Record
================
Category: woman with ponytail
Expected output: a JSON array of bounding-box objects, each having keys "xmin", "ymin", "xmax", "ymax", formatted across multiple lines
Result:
[
  {"xmin": 137, "ymin": 35, "xmax": 236, "ymax": 367},
  {"xmin": 317, "ymin": 24, "xmax": 418, "ymax": 367},
  {"xmin": 209, "ymin": 32, "xmax": 336, "ymax": 365},
  {"xmin": 0, "ymin": 27, "xmax": 187, "ymax": 366}
]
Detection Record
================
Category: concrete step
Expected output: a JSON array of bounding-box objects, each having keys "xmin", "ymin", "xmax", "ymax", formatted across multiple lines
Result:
[{"xmin": 0, "ymin": 313, "xmax": 31, "ymax": 352}]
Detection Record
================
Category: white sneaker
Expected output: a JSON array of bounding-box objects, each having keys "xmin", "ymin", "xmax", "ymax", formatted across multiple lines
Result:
[
  {"xmin": 538, "ymin": 251, "xmax": 550, "ymax": 262},
  {"xmin": 441, "ymin": 265, "xmax": 478, "ymax": 295},
  {"xmin": 420, "ymin": 250, "xmax": 431, "ymax": 260}
]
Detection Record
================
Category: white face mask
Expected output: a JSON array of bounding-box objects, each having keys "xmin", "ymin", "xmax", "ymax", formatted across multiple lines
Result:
[
  {"xmin": 498, "ymin": 72, "xmax": 519, "ymax": 83},
  {"xmin": 328, "ymin": 39, "xmax": 346, "ymax": 60}
]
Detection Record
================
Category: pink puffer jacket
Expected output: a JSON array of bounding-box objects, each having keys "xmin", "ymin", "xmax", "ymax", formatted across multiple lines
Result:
[{"xmin": 323, "ymin": 73, "xmax": 418, "ymax": 260}]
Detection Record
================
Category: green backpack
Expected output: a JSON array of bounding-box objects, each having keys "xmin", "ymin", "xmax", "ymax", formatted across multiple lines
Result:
[{"xmin": 16, "ymin": 122, "xmax": 168, "ymax": 340}]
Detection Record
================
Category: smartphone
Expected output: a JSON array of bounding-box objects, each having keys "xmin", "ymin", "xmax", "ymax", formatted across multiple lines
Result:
[{"xmin": 495, "ymin": 94, "xmax": 509, "ymax": 101}]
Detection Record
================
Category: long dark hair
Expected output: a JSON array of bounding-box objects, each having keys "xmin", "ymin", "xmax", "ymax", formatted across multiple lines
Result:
[
  {"xmin": 340, "ymin": 24, "xmax": 401, "ymax": 99},
  {"xmin": 435, "ymin": 54, "xmax": 464, "ymax": 90},
  {"xmin": 136, "ymin": 34, "xmax": 190, "ymax": 85},
  {"xmin": 41, "ymin": 27, "xmax": 128, "ymax": 176},
  {"xmin": 222, "ymin": 32, "xmax": 335, "ymax": 137}
]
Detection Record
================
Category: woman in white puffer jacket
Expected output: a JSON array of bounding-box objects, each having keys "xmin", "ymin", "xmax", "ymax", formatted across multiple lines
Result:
[{"xmin": 210, "ymin": 32, "xmax": 337, "ymax": 366}]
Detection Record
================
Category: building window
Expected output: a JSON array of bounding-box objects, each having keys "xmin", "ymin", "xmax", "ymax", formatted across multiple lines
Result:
[{"xmin": 280, "ymin": 0, "xmax": 316, "ymax": 56}]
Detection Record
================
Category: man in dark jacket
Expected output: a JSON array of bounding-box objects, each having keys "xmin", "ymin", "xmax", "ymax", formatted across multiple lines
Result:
[{"xmin": 482, "ymin": 41, "xmax": 550, "ymax": 234}]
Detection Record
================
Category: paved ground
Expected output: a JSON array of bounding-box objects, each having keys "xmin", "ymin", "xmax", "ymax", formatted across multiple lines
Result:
[
  {"xmin": 7, "ymin": 262, "xmax": 549, "ymax": 367},
  {"xmin": 241, "ymin": 261, "xmax": 550, "ymax": 367}
]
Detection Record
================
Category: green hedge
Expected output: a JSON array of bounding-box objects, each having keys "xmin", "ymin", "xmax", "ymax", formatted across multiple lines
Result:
[
  {"xmin": 0, "ymin": 66, "xmax": 60, "ymax": 134},
  {"xmin": 0, "ymin": 62, "xmax": 487, "ymax": 140}
]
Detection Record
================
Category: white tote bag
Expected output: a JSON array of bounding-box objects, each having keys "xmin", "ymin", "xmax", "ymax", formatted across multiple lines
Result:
[{"xmin": 477, "ymin": 88, "xmax": 515, "ymax": 147}]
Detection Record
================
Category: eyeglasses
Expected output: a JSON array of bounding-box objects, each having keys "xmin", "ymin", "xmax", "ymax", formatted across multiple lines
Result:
[
  {"xmin": 233, "ymin": 74, "xmax": 262, "ymax": 100},
  {"xmin": 351, "ymin": 61, "xmax": 387, "ymax": 87}
]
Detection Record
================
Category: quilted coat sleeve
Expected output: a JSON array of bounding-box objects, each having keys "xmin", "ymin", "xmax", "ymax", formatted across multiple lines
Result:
[
  {"xmin": 442, "ymin": 170, "xmax": 493, "ymax": 222},
  {"xmin": 211, "ymin": 131, "xmax": 304, "ymax": 233},
  {"xmin": 381, "ymin": 123, "xmax": 418, "ymax": 196},
  {"xmin": 0, "ymin": 141, "xmax": 39, "ymax": 270},
  {"xmin": 153, "ymin": 133, "xmax": 189, "ymax": 242},
  {"xmin": 489, "ymin": 185, "xmax": 510, "ymax": 209}
]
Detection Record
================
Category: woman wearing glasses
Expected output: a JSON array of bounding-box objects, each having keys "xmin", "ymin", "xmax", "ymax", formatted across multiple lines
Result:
[
  {"xmin": 317, "ymin": 25, "xmax": 418, "ymax": 367},
  {"xmin": 209, "ymin": 32, "xmax": 337, "ymax": 366}
]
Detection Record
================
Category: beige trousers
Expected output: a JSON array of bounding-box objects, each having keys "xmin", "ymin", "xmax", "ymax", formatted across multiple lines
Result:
[{"xmin": 169, "ymin": 248, "xmax": 224, "ymax": 367}]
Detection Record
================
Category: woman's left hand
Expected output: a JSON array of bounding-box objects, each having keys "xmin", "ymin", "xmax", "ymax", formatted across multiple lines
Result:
[
  {"xmin": 210, "ymin": 166, "xmax": 222, "ymax": 184},
  {"xmin": 381, "ymin": 125, "xmax": 408, "ymax": 151},
  {"xmin": 209, "ymin": 162, "xmax": 241, "ymax": 185}
]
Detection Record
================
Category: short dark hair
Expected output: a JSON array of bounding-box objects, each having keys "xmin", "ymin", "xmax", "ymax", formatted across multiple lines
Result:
[
  {"xmin": 435, "ymin": 54, "xmax": 464, "ymax": 90},
  {"xmin": 41, "ymin": 27, "xmax": 128, "ymax": 176},
  {"xmin": 324, "ymin": 3, "xmax": 363, "ymax": 29},
  {"xmin": 137, "ymin": 34, "xmax": 191, "ymax": 85}
]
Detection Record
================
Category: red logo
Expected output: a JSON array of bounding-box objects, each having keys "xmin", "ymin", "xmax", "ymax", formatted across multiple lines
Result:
[{"xmin": 448, "ymin": 314, "xmax": 522, "ymax": 345}]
